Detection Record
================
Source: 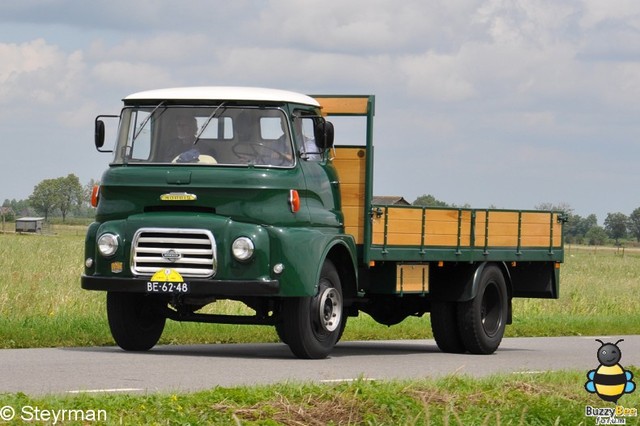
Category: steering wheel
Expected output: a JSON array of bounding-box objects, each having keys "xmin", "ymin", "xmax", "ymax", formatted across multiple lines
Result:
[
  {"xmin": 232, "ymin": 142, "xmax": 291, "ymax": 165},
  {"xmin": 171, "ymin": 148, "xmax": 217, "ymax": 164}
]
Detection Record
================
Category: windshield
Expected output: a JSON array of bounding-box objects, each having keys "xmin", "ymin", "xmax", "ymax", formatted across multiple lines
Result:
[{"xmin": 112, "ymin": 106, "xmax": 295, "ymax": 167}]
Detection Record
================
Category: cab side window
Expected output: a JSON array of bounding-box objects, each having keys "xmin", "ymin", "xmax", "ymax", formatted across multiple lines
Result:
[{"xmin": 296, "ymin": 115, "xmax": 321, "ymax": 161}]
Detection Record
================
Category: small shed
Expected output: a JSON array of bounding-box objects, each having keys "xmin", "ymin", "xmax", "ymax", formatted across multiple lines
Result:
[
  {"xmin": 372, "ymin": 196, "xmax": 411, "ymax": 206},
  {"xmin": 16, "ymin": 217, "xmax": 45, "ymax": 233}
]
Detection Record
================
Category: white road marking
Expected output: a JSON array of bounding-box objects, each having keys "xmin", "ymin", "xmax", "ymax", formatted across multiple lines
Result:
[
  {"xmin": 67, "ymin": 388, "xmax": 145, "ymax": 394},
  {"xmin": 319, "ymin": 378, "xmax": 377, "ymax": 383}
]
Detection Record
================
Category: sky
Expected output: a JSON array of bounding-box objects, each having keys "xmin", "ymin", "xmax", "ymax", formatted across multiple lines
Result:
[{"xmin": 1, "ymin": 0, "xmax": 639, "ymax": 223}]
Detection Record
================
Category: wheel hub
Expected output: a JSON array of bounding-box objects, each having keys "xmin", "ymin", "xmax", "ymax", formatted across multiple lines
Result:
[
  {"xmin": 317, "ymin": 287, "xmax": 342, "ymax": 332},
  {"xmin": 481, "ymin": 282, "xmax": 502, "ymax": 337}
]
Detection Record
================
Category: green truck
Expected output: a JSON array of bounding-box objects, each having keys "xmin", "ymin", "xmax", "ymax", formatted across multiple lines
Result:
[{"xmin": 82, "ymin": 87, "xmax": 564, "ymax": 359}]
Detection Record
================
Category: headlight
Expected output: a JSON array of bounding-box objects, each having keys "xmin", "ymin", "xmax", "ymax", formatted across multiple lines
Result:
[
  {"xmin": 97, "ymin": 233, "xmax": 119, "ymax": 257},
  {"xmin": 232, "ymin": 237, "xmax": 254, "ymax": 261}
]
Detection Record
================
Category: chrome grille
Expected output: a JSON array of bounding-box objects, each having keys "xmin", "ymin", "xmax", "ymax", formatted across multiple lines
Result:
[{"xmin": 131, "ymin": 228, "xmax": 216, "ymax": 278}]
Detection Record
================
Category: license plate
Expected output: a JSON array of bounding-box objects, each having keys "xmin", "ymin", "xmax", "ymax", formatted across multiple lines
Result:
[{"xmin": 146, "ymin": 281, "xmax": 190, "ymax": 294}]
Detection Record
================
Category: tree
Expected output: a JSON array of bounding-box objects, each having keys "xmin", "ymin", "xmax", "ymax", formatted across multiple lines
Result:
[
  {"xmin": 563, "ymin": 213, "xmax": 598, "ymax": 244},
  {"xmin": 3, "ymin": 198, "xmax": 32, "ymax": 218},
  {"xmin": 57, "ymin": 174, "xmax": 84, "ymax": 222},
  {"xmin": 603, "ymin": 212, "xmax": 628, "ymax": 244},
  {"xmin": 413, "ymin": 194, "xmax": 449, "ymax": 207},
  {"xmin": 585, "ymin": 226, "xmax": 608, "ymax": 246},
  {"xmin": 1, "ymin": 200, "xmax": 15, "ymax": 221},
  {"xmin": 27, "ymin": 174, "xmax": 85, "ymax": 222},
  {"xmin": 535, "ymin": 202, "xmax": 573, "ymax": 215},
  {"xmin": 83, "ymin": 179, "xmax": 99, "ymax": 208},
  {"xmin": 28, "ymin": 179, "xmax": 59, "ymax": 221},
  {"xmin": 629, "ymin": 208, "xmax": 640, "ymax": 242}
]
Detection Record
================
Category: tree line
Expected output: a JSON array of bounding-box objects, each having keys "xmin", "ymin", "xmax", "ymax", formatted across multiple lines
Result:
[
  {"xmin": 2, "ymin": 182, "xmax": 640, "ymax": 245},
  {"xmin": 413, "ymin": 194, "xmax": 640, "ymax": 245},
  {"xmin": 1, "ymin": 174, "xmax": 97, "ymax": 222}
]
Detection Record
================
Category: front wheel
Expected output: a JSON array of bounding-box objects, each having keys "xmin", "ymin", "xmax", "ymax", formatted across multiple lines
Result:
[
  {"xmin": 457, "ymin": 265, "xmax": 508, "ymax": 354},
  {"xmin": 107, "ymin": 292, "xmax": 166, "ymax": 351},
  {"xmin": 280, "ymin": 260, "xmax": 344, "ymax": 359}
]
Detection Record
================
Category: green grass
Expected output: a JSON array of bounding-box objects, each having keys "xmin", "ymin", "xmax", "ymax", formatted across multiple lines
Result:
[
  {"xmin": 1, "ymin": 228, "xmax": 639, "ymax": 424},
  {"xmin": 0, "ymin": 229, "xmax": 639, "ymax": 349},
  {"xmin": 1, "ymin": 370, "xmax": 638, "ymax": 425}
]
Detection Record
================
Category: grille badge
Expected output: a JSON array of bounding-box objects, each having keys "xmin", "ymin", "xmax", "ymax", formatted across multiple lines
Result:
[
  {"xmin": 162, "ymin": 249, "xmax": 182, "ymax": 262},
  {"xmin": 160, "ymin": 192, "xmax": 197, "ymax": 201}
]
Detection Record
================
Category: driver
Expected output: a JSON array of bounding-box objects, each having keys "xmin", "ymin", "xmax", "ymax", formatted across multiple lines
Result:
[{"xmin": 162, "ymin": 112, "xmax": 215, "ymax": 163}]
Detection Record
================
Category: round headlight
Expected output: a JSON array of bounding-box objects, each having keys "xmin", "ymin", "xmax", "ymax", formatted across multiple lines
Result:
[
  {"xmin": 232, "ymin": 237, "xmax": 254, "ymax": 261},
  {"xmin": 97, "ymin": 233, "xmax": 119, "ymax": 257}
]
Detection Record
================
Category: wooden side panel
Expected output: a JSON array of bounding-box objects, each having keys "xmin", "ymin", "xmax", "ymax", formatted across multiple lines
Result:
[
  {"xmin": 332, "ymin": 147, "xmax": 366, "ymax": 244},
  {"xmin": 315, "ymin": 97, "xmax": 370, "ymax": 115},
  {"xmin": 373, "ymin": 208, "xmax": 472, "ymax": 247},
  {"xmin": 486, "ymin": 211, "xmax": 520, "ymax": 247},
  {"xmin": 475, "ymin": 211, "xmax": 562, "ymax": 248},
  {"xmin": 425, "ymin": 209, "xmax": 472, "ymax": 247},
  {"xmin": 396, "ymin": 264, "xmax": 429, "ymax": 293},
  {"xmin": 520, "ymin": 212, "xmax": 552, "ymax": 247},
  {"xmin": 372, "ymin": 208, "xmax": 422, "ymax": 246},
  {"xmin": 371, "ymin": 208, "xmax": 561, "ymax": 250},
  {"xmin": 552, "ymin": 213, "xmax": 562, "ymax": 247}
]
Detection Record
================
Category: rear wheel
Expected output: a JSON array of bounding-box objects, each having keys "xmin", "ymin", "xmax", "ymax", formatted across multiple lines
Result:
[
  {"xmin": 280, "ymin": 260, "xmax": 344, "ymax": 359},
  {"xmin": 430, "ymin": 301, "xmax": 466, "ymax": 353},
  {"xmin": 457, "ymin": 265, "xmax": 508, "ymax": 354},
  {"xmin": 107, "ymin": 292, "xmax": 166, "ymax": 351}
]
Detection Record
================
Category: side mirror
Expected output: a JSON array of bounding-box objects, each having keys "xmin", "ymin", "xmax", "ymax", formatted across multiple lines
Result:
[
  {"xmin": 94, "ymin": 114, "xmax": 119, "ymax": 153},
  {"xmin": 95, "ymin": 119, "xmax": 105, "ymax": 149},
  {"xmin": 314, "ymin": 120, "xmax": 334, "ymax": 150}
]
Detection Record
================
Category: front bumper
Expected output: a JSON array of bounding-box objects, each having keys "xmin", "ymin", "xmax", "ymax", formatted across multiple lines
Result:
[{"xmin": 81, "ymin": 275, "xmax": 280, "ymax": 297}]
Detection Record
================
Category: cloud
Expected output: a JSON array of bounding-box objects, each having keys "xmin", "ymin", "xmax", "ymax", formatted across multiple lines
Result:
[
  {"xmin": 0, "ymin": 1, "xmax": 259, "ymax": 32},
  {"xmin": 256, "ymin": 0, "xmax": 485, "ymax": 54},
  {"xmin": 0, "ymin": 38, "xmax": 90, "ymax": 130},
  {"xmin": 91, "ymin": 61, "xmax": 174, "ymax": 91},
  {"xmin": 0, "ymin": 0, "xmax": 639, "ymax": 220}
]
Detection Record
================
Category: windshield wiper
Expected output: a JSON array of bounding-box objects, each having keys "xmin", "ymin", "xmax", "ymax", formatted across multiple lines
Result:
[
  {"xmin": 132, "ymin": 101, "xmax": 166, "ymax": 143},
  {"xmin": 192, "ymin": 102, "xmax": 226, "ymax": 146}
]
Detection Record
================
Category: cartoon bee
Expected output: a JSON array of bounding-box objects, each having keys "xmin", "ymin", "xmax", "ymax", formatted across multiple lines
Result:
[{"xmin": 585, "ymin": 339, "xmax": 636, "ymax": 403}]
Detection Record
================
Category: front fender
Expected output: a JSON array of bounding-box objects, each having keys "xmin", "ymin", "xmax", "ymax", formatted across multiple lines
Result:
[{"xmin": 268, "ymin": 227, "xmax": 355, "ymax": 297}]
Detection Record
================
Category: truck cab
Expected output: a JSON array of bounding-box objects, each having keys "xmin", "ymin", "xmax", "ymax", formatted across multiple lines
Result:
[{"xmin": 84, "ymin": 87, "xmax": 355, "ymax": 359}]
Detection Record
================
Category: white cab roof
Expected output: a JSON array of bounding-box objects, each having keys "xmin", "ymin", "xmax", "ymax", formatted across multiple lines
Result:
[{"xmin": 124, "ymin": 86, "xmax": 320, "ymax": 107}]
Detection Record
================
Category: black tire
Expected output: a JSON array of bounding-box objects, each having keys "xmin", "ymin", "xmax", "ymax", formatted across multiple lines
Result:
[
  {"xmin": 275, "ymin": 321, "xmax": 288, "ymax": 345},
  {"xmin": 336, "ymin": 316, "xmax": 348, "ymax": 343},
  {"xmin": 277, "ymin": 315, "xmax": 347, "ymax": 346},
  {"xmin": 430, "ymin": 301, "xmax": 466, "ymax": 353},
  {"xmin": 107, "ymin": 292, "xmax": 166, "ymax": 351},
  {"xmin": 280, "ymin": 260, "xmax": 344, "ymax": 359},
  {"xmin": 457, "ymin": 265, "xmax": 508, "ymax": 354}
]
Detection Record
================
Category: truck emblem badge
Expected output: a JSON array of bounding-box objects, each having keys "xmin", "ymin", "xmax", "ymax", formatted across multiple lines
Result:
[
  {"xmin": 160, "ymin": 192, "xmax": 197, "ymax": 201},
  {"xmin": 162, "ymin": 249, "xmax": 182, "ymax": 262}
]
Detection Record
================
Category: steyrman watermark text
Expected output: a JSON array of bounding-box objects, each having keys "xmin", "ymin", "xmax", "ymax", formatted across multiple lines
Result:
[{"xmin": 0, "ymin": 405, "xmax": 107, "ymax": 424}]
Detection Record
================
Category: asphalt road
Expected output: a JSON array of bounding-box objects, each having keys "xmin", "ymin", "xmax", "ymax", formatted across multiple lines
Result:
[{"xmin": 0, "ymin": 336, "xmax": 638, "ymax": 395}]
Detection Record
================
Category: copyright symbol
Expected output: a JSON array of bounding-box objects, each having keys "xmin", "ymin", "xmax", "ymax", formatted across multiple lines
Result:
[{"xmin": 0, "ymin": 406, "xmax": 15, "ymax": 421}]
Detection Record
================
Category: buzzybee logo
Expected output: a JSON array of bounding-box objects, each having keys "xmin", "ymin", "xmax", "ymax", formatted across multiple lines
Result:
[
  {"xmin": 584, "ymin": 339, "xmax": 637, "ymax": 425},
  {"xmin": 585, "ymin": 339, "xmax": 635, "ymax": 403}
]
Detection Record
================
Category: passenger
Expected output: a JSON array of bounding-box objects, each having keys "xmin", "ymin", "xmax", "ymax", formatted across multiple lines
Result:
[
  {"xmin": 233, "ymin": 111, "xmax": 292, "ymax": 166},
  {"xmin": 294, "ymin": 117, "xmax": 321, "ymax": 161}
]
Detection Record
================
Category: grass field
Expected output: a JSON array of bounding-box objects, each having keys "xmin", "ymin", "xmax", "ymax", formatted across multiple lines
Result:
[
  {"xmin": 0, "ymin": 226, "xmax": 638, "ymax": 348},
  {"xmin": 1, "ymin": 370, "xmax": 638, "ymax": 425},
  {"xmin": 1, "ymin": 226, "xmax": 639, "ymax": 424}
]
